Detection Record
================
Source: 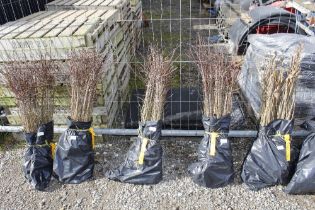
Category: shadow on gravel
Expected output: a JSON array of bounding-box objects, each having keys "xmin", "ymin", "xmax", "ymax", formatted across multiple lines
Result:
[
  {"xmin": 45, "ymin": 179, "xmax": 63, "ymax": 192},
  {"xmin": 98, "ymin": 137, "xmax": 255, "ymax": 184}
]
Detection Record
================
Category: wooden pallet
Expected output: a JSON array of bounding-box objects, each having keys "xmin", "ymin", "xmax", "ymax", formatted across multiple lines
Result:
[
  {"xmin": 0, "ymin": 97, "xmax": 16, "ymax": 107},
  {"xmin": 130, "ymin": 0, "xmax": 141, "ymax": 7},
  {"xmin": 0, "ymin": 43, "xmax": 122, "ymax": 127},
  {"xmin": 0, "ymin": 9, "xmax": 119, "ymax": 61},
  {"xmin": 131, "ymin": 1, "xmax": 142, "ymax": 12},
  {"xmin": 45, "ymin": 0, "xmax": 138, "ymax": 53},
  {"xmin": 121, "ymin": 11, "xmax": 133, "ymax": 33},
  {"xmin": 1, "ymin": 91, "xmax": 109, "ymax": 109},
  {"xmin": 46, "ymin": 0, "xmax": 131, "ymax": 20},
  {"xmin": 0, "ymin": 2, "xmax": 139, "ymax": 127},
  {"xmin": 0, "ymin": 86, "xmax": 15, "ymax": 98},
  {"xmin": 102, "ymin": 97, "xmax": 119, "ymax": 126},
  {"xmin": 119, "ymin": 63, "xmax": 130, "ymax": 95},
  {"xmin": 0, "ymin": 42, "xmax": 113, "ymax": 85},
  {"xmin": 104, "ymin": 77, "xmax": 119, "ymax": 110},
  {"xmin": 6, "ymin": 106, "xmax": 114, "ymax": 126},
  {"xmin": 130, "ymin": 1, "xmax": 142, "ymax": 50}
]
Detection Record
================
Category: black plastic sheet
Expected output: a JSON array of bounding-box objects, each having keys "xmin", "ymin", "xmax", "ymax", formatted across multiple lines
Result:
[
  {"xmin": 188, "ymin": 115, "xmax": 234, "ymax": 188},
  {"xmin": 0, "ymin": 106, "xmax": 9, "ymax": 125},
  {"xmin": 53, "ymin": 118, "xmax": 94, "ymax": 184},
  {"xmin": 23, "ymin": 121, "xmax": 54, "ymax": 191},
  {"xmin": 106, "ymin": 121, "xmax": 163, "ymax": 185},
  {"xmin": 241, "ymin": 120, "xmax": 299, "ymax": 191},
  {"xmin": 285, "ymin": 119, "xmax": 315, "ymax": 194},
  {"xmin": 238, "ymin": 34, "xmax": 315, "ymax": 125}
]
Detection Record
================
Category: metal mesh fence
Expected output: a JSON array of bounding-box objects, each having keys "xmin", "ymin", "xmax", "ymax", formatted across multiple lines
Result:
[{"xmin": 0, "ymin": 0, "xmax": 314, "ymax": 132}]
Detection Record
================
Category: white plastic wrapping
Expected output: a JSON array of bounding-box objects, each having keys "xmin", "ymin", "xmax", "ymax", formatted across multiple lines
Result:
[{"xmin": 238, "ymin": 34, "xmax": 315, "ymax": 124}]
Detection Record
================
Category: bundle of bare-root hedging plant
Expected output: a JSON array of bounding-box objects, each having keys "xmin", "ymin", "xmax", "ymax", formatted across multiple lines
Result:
[
  {"xmin": 53, "ymin": 49, "xmax": 105, "ymax": 184},
  {"xmin": 140, "ymin": 45, "xmax": 176, "ymax": 122},
  {"xmin": 0, "ymin": 57, "xmax": 57, "ymax": 190},
  {"xmin": 188, "ymin": 37, "xmax": 240, "ymax": 189},
  {"xmin": 241, "ymin": 47, "xmax": 302, "ymax": 191},
  {"xmin": 260, "ymin": 49, "xmax": 302, "ymax": 126},
  {"xmin": 106, "ymin": 45, "xmax": 176, "ymax": 185},
  {"xmin": 68, "ymin": 49, "xmax": 104, "ymax": 122},
  {"xmin": 1, "ymin": 59, "xmax": 56, "ymax": 132},
  {"xmin": 190, "ymin": 38, "xmax": 240, "ymax": 118}
]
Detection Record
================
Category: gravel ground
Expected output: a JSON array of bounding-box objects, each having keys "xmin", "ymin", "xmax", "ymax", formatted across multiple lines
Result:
[
  {"xmin": 1, "ymin": 1, "xmax": 315, "ymax": 210},
  {"xmin": 1, "ymin": 137, "xmax": 315, "ymax": 210}
]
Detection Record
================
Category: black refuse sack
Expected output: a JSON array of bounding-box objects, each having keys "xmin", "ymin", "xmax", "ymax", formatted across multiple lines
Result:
[
  {"xmin": 53, "ymin": 118, "xmax": 95, "ymax": 184},
  {"xmin": 106, "ymin": 121, "xmax": 163, "ymax": 185},
  {"xmin": 241, "ymin": 119, "xmax": 299, "ymax": 191},
  {"xmin": 285, "ymin": 119, "xmax": 315, "ymax": 194},
  {"xmin": 188, "ymin": 115, "xmax": 234, "ymax": 188},
  {"xmin": 23, "ymin": 121, "xmax": 54, "ymax": 190}
]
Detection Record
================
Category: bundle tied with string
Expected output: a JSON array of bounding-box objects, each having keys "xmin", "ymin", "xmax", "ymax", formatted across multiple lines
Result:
[
  {"xmin": 106, "ymin": 46, "xmax": 175, "ymax": 184},
  {"xmin": 241, "ymin": 46, "xmax": 302, "ymax": 191},
  {"xmin": 188, "ymin": 37, "xmax": 240, "ymax": 188},
  {"xmin": 0, "ymin": 57, "xmax": 57, "ymax": 190},
  {"xmin": 53, "ymin": 50, "xmax": 104, "ymax": 184}
]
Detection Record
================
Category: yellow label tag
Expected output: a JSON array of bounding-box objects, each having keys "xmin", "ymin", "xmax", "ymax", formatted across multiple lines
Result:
[
  {"xmin": 210, "ymin": 132, "xmax": 219, "ymax": 156},
  {"xmin": 274, "ymin": 131, "xmax": 291, "ymax": 162},
  {"xmin": 138, "ymin": 138, "xmax": 149, "ymax": 165},
  {"xmin": 284, "ymin": 134, "xmax": 291, "ymax": 161},
  {"xmin": 205, "ymin": 132, "xmax": 219, "ymax": 156}
]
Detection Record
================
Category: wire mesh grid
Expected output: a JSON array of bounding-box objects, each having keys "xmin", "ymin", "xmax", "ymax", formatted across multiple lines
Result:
[
  {"xmin": 0, "ymin": 0, "xmax": 255, "ymax": 131},
  {"xmin": 1, "ymin": 0, "xmax": 313, "ymax": 131},
  {"xmin": 128, "ymin": 0, "xmax": 246, "ymax": 130}
]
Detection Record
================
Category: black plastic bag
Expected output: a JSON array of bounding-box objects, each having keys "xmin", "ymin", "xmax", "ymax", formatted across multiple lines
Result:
[
  {"xmin": 241, "ymin": 119, "xmax": 299, "ymax": 191},
  {"xmin": 285, "ymin": 119, "xmax": 315, "ymax": 194},
  {"xmin": 0, "ymin": 106, "xmax": 9, "ymax": 125},
  {"xmin": 23, "ymin": 121, "xmax": 54, "ymax": 190},
  {"xmin": 53, "ymin": 118, "xmax": 95, "ymax": 184},
  {"xmin": 188, "ymin": 115, "xmax": 234, "ymax": 188},
  {"xmin": 106, "ymin": 121, "xmax": 163, "ymax": 185}
]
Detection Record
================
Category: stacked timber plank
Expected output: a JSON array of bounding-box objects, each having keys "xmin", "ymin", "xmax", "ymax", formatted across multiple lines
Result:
[
  {"xmin": 46, "ymin": 0, "xmax": 142, "ymax": 56},
  {"xmin": 0, "ymin": 8, "xmax": 130, "ymax": 127},
  {"xmin": 46, "ymin": 0, "xmax": 131, "ymax": 20},
  {"xmin": 45, "ymin": 0, "xmax": 143, "ymax": 102},
  {"xmin": 130, "ymin": 0, "xmax": 143, "ymax": 53},
  {"xmin": 0, "ymin": 10, "xmax": 118, "ymax": 60}
]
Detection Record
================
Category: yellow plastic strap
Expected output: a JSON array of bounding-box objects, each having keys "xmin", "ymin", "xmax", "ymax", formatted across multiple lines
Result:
[
  {"xmin": 274, "ymin": 131, "xmax": 291, "ymax": 161},
  {"xmin": 138, "ymin": 137, "xmax": 149, "ymax": 165},
  {"xmin": 50, "ymin": 142, "xmax": 56, "ymax": 160},
  {"xmin": 205, "ymin": 132, "xmax": 219, "ymax": 156},
  {"xmin": 89, "ymin": 128, "xmax": 96, "ymax": 150},
  {"xmin": 284, "ymin": 134, "xmax": 291, "ymax": 161}
]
